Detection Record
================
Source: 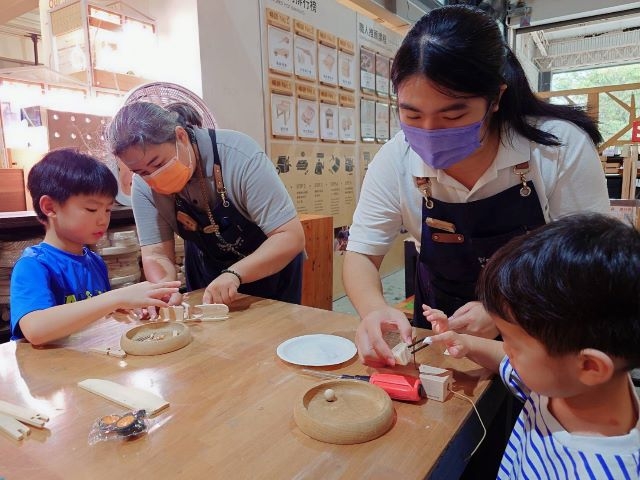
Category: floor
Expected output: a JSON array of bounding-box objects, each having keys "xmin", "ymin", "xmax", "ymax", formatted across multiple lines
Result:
[{"xmin": 332, "ymin": 268, "xmax": 406, "ymax": 316}]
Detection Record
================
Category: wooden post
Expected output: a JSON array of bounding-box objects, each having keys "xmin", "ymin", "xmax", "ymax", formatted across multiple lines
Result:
[
  {"xmin": 621, "ymin": 144, "xmax": 639, "ymax": 200},
  {"xmin": 299, "ymin": 214, "xmax": 333, "ymax": 310},
  {"xmin": 586, "ymin": 92, "xmax": 599, "ymax": 121}
]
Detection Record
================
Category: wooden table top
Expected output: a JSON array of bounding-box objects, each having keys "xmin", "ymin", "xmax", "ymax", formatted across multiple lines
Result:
[{"xmin": 0, "ymin": 292, "xmax": 495, "ymax": 479}]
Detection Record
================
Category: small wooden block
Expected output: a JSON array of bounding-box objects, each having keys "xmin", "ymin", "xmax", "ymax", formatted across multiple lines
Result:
[
  {"xmin": 419, "ymin": 364, "xmax": 448, "ymax": 375},
  {"xmin": 391, "ymin": 342, "xmax": 411, "ymax": 366},
  {"xmin": 78, "ymin": 379, "xmax": 169, "ymax": 415},
  {"xmin": 0, "ymin": 400, "xmax": 49, "ymax": 427},
  {"xmin": 180, "ymin": 302, "xmax": 191, "ymax": 319},
  {"xmin": 0, "ymin": 412, "xmax": 30, "ymax": 440},
  {"xmin": 419, "ymin": 366, "xmax": 452, "ymax": 402},
  {"xmin": 159, "ymin": 305, "xmax": 185, "ymax": 321}
]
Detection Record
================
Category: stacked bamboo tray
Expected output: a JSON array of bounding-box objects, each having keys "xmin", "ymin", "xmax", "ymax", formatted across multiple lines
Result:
[
  {"xmin": 93, "ymin": 229, "xmax": 141, "ymax": 289},
  {"xmin": 0, "ymin": 237, "xmax": 43, "ymax": 336}
]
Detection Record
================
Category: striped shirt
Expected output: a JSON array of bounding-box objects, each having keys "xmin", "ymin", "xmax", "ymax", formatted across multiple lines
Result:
[{"xmin": 498, "ymin": 357, "xmax": 640, "ymax": 479}]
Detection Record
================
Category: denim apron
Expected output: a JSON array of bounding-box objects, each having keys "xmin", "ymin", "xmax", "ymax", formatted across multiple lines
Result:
[
  {"xmin": 412, "ymin": 163, "xmax": 545, "ymax": 326},
  {"xmin": 175, "ymin": 129, "xmax": 303, "ymax": 304}
]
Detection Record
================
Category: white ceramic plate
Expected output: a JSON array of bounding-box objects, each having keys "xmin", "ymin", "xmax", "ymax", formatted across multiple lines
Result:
[{"xmin": 276, "ymin": 334, "xmax": 357, "ymax": 367}]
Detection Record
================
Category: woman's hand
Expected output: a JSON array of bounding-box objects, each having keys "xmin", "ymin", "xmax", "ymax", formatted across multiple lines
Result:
[
  {"xmin": 446, "ymin": 301, "xmax": 499, "ymax": 339},
  {"xmin": 355, "ymin": 306, "xmax": 413, "ymax": 367},
  {"xmin": 203, "ymin": 272, "xmax": 241, "ymax": 305}
]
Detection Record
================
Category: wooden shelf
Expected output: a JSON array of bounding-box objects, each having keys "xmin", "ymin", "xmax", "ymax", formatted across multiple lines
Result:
[{"xmin": 0, "ymin": 206, "xmax": 134, "ymax": 237}]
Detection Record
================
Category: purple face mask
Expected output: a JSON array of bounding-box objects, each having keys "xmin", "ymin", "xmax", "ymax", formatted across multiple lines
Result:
[{"xmin": 401, "ymin": 119, "xmax": 484, "ymax": 170}]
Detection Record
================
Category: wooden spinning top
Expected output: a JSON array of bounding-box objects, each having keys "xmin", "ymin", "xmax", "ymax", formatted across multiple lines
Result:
[{"xmin": 294, "ymin": 379, "xmax": 394, "ymax": 444}]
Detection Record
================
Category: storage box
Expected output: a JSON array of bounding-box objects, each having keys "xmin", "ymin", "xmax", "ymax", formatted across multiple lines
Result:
[{"xmin": 610, "ymin": 199, "xmax": 640, "ymax": 229}]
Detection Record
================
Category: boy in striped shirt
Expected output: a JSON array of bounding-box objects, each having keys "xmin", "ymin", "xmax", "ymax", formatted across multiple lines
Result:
[{"xmin": 426, "ymin": 212, "xmax": 640, "ymax": 479}]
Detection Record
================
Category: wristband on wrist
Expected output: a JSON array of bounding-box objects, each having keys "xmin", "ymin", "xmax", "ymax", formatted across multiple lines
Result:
[{"xmin": 220, "ymin": 268, "xmax": 242, "ymax": 285}]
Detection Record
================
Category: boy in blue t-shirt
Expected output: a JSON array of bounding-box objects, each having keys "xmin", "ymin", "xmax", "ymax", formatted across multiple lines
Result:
[
  {"xmin": 425, "ymin": 213, "xmax": 640, "ymax": 479},
  {"xmin": 10, "ymin": 149, "xmax": 180, "ymax": 345}
]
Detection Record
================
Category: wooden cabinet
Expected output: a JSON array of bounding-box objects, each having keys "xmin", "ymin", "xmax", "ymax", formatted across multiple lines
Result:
[
  {"xmin": 0, "ymin": 169, "xmax": 26, "ymax": 212},
  {"xmin": 299, "ymin": 214, "xmax": 333, "ymax": 310}
]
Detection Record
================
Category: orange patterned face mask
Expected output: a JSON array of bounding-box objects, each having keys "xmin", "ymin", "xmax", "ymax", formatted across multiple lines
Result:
[{"xmin": 143, "ymin": 141, "xmax": 192, "ymax": 195}]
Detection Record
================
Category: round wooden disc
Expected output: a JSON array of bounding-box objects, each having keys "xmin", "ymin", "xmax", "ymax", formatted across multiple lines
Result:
[
  {"xmin": 120, "ymin": 322, "xmax": 192, "ymax": 356},
  {"xmin": 293, "ymin": 379, "xmax": 394, "ymax": 444}
]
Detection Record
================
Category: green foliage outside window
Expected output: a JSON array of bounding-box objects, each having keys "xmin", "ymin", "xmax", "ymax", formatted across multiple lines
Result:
[{"xmin": 551, "ymin": 64, "xmax": 640, "ymax": 142}]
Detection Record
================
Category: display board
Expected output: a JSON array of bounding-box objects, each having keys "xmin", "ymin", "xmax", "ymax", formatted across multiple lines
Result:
[
  {"xmin": 262, "ymin": 1, "xmax": 401, "ymax": 229},
  {"xmin": 261, "ymin": 0, "xmax": 404, "ymax": 298}
]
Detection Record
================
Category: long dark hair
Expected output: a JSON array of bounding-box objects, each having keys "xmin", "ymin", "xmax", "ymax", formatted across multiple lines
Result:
[{"xmin": 391, "ymin": 5, "xmax": 602, "ymax": 145}]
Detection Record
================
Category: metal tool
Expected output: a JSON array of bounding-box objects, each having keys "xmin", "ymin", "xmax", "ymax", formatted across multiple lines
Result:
[
  {"xmin": 301, "ymin": 369, "xmax": 424, "ymax": 402},
  {"xmin": 408, "ymin": 336, "xmax": 432, "ymax": 355}
]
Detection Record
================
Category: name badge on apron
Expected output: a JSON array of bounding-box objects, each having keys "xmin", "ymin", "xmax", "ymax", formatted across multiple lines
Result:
[{"xmin": 177, "ymin": 211, "xmax": 198, "ymax": 232}]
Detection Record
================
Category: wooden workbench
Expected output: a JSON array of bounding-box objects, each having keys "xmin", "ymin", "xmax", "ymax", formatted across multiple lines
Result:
[{"xmin": 0, "ymin": 292, "xmax": 504, "ymax": 479}]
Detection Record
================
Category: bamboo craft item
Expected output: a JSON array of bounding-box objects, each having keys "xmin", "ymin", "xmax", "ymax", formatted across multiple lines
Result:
[
  {"xmin": 120, "ymin": 322, "xmax": 192, "ymax": 356},
  {"xmin": 293, "ymin": 379, "xmax": 394, "ymax": 444},
  {"xmin": 78, "ymin": 379, "xmax": 169, "ymax": 415}
]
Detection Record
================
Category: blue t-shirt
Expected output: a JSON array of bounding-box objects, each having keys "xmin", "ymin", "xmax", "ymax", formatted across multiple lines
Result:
[{"xmin": 10, "ymin": 242, "xmax": 110, "ymax": 340}]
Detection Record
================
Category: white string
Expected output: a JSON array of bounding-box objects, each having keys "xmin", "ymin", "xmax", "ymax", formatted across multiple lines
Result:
[{"xmin": 450, "ymin": 389, "xmax": 487, "ymax": 461}]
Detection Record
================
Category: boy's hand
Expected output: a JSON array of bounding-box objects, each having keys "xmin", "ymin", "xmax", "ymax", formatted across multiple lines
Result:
[
  {"xmin": 143, "ymin": 291, "xmax": 184, "ymax": 320},
  {"xmin": 428, "ymin": 331, "xmax": 471, "ymax": 359},
  {"xmin": 422, "ymin": 304, "xmax": 449, "ymax": 333},
  {"xmin": 114, "ymin": 281, "xmax": 181, "ymax": 310},
  {"xmin": 448, "ymin": 301, "xmax": 499, "ymax": 338}
]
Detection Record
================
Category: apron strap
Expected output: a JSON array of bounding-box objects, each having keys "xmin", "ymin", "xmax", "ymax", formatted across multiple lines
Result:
[{"xmin": 206, "ymin": 129, "xmax": 230, "ymax": 207}]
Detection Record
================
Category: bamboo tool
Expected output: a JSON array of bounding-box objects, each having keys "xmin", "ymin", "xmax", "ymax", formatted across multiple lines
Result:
[
  {"xmin": 0, "ymin": 412, "xmax": 30, "ymax": 440},
  {"xmin": 78, "ymin": 379, "xmax": 169, "ymax": 415},
  {"xmin": 190, "ymin": 303, "xmax": 229, "ymax": 321},
  {"xmin": 294, "ymin": 379, "xmax": 394, "ymax": 444},
  {"xmin": 88, "ymin": 346, "xmax": 127, "ymax": 358},
  {"xmin": 0, "ymin": 399, "xmax": 50, "ymax": 427},
  {"xmin": 120, "ymin": 321, "xmax": 192, "ymax": 356},
  {"xmin": 408, "ymin": 336, "xmax": 432, "ymax": 354}
]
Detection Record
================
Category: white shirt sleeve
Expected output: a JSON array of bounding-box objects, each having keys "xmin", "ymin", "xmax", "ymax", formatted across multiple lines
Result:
[
  {"xmin": 537, "ymin": 119, "xmax": 610, "ymax": 220},
  {"xmin": 348, "ymin": 136, "xmax": 422, "ymax": 256}
]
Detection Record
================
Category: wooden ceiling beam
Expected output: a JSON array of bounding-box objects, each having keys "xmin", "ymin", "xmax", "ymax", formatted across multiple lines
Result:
[{"xmin": 0, "ymin": 0, "xmax": 39, "ymax": 26}]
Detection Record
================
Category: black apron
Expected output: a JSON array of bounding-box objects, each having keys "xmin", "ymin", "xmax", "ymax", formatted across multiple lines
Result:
[
  {"xmin": 175, "ymin": 129, "xmax": 302, "ymax": 304},
  {"xmin": 413, "ymin": 165, "xmax": 545, "ymax": 326}
]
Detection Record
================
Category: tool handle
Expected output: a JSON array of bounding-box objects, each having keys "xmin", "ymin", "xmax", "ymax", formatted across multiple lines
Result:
[
  {"xmin": 342, "ymin": 374, "xmax": 372, "ymax": 382},
  {"xmin": 369, "ymin": 373, "xmax": 423, "ymax": 402}
]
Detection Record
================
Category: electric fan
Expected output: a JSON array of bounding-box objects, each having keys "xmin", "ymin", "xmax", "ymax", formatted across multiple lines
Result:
[{"xmin": 122, "ymin": 81, "xmax": 217, "ymax": 128}]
